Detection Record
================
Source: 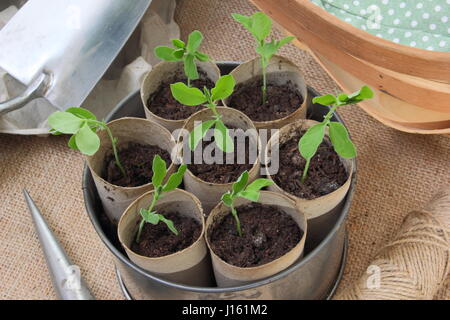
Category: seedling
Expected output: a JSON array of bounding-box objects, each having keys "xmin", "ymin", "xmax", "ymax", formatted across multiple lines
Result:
[
  {"xmin": 154, "ymin": 30, "xmax": 209, "ymax": 87},
  {"xmin": 136, "ymin": 155, "xmax": 187, "ymax": 242},
  {"xmin": 48, "ymin": 107, "xmax": 126, "ymax": 177},
  {"xmin": 220, "ymin": 171, "xmax": 274, "ymax": 236},
  {"xmin": 170, "ymin": 74, "xmax": 236, "ymax": 153},
  {"xmin": 298, "ymin": 86, "xmax": 374, "ymax": 183},
  {"xmin": 232, "ymin": 12, "xmax": 295, "ymax": 104}
]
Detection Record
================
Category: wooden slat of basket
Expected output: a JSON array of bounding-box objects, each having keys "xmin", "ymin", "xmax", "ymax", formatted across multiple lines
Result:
[{"xmin": 251, "ymin": 0, "xmax": 450, "ymax": 82}]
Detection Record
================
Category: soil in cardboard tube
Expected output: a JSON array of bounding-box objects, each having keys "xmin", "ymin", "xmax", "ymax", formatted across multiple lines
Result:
[
  {"xmin": 273, "ymin": 130, "xmax": 348, "ymax": 200},
  {"xmin": 186, "ymin": 127, "xmax": 254, "ymax": 184},
  {"xmin": 103, "ymin": 142, "xmax": 171, "ymax": 187},
  {"xmin": 131, "ymin": 212, "xmax": 201, "ymax": 258},
  {"xmin": 147, "ymin": 70, "xmax": 215, "ymax": 120},
  {"xmin": 227, "ymin": 76, "xmax": 303, "ymax": 122},
  {"xmin": 209, "ymin": 203, "xmax": 302, "ymax": 267}
]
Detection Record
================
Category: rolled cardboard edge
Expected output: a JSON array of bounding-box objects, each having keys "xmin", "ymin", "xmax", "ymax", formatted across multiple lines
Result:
[
  {"xmin": 223, "ymin": 55, "xmax": 308, "ymax": 129},
  {"xmin": 265, "ymin": 119, "xmax": 353, "ymax": 219},
  {"xmin": 86, "ymin": 117, "xmax": 177, "ymax": 224},
  {"xmin": 205, "ymin": 191, "xmax": 307, "ymax": 287},
  {"xmin": 117, "ymin": 188, "xmax": 214, "ymax": 287},
  {"xmin": 141, "ymin": 60, "xmax": 221, "ymax": 132},
  {"xmin": 178, "ymin": 106, "xmax": 261, "ymax": 214}
]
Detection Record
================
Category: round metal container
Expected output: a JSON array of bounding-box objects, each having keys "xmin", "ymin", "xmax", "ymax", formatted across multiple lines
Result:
[{"xmin": 83, "ymin": 62, "xmax": 356, "ymax": 300}]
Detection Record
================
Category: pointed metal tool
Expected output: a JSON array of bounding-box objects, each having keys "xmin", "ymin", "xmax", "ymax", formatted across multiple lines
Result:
[{"xmin": 23, "ymin": 189, "xmax": 95, "ymax": 300}]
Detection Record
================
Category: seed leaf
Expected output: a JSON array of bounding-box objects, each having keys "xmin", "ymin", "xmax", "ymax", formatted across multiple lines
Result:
[
  {"xmin": 159, "ymin": 215, "xmax": 179, "ymax": 235},
  {"xmin": 211, "ymin": 75, "xmax": 235, "ymax": 101},
  {"xmin": 66, "ymin": 107, "xmax": 96, "ymax": 120},
  {"xmin": 187, "ymin": 30, "xmax": 203, "ymax": 53},
  {"xmin": 184, "ymin": 54, "xmax": 199, "ymax": 81},
  {"xmin": 312, "ymin": 94, "xmax": 337, "ymax": 106},
  {"xmin": 251, "ymin": 12, "xmax": 272, "ymax": 42},
  {"xmin": 231, "ymin": 13, "xmax": 252, "ymax": 31},
  {"xmin": 237, "ymin": 190, "xmax": 260, "ymax": 202},
  {"xmin": 214, "ymin": 120, "xmax": 234, "ymax": 153},
  {"xmin": 329, "ymin": 122, "xmax": 357, "ymax": 158},
  {"xmin": 75, "ymin": 123, "xmax": 100, "ymax": 156},
  {"xmin": 298, "ymin": 123, "xmax": 326, "ymax": 161},
  {"xmin": 154, "ymin": 46, "xmax": 180, "ymax": 61},
  {"xmin": 189, "ymin": 120, "xmax": 216, "ymax": 150},
  {"xmin": 68, "ymin": 135, "xmax": 78, "ymax": 150},
  {"xmin": 173, "ymin": 48, "xmax": 185, "ymax": 60},
  {"xmin": 163, "ymin": 165, "xmax": 187, "ymax": 192},
  {"xmin": 221, "ymin": 193, "xmax": 233, "ymax": 207},
  {"xmin": 195, "ymin": 51, "xmax": 209, "ymax": 62},
  {"xmin": 48, "ymin": 112, "xmax": 84, "ymax": 134},
  {"xmin": 232, "ymin": 171, "xmax": 249, "ymax": 195},
  {"xmin": 172, "ymin": 39, "xmax": 185, "ymax": 49},
  {"xmin": 246, "ymin": 178, "xmax": 274, "ymax": 192},
  {"xmin": 170, "ymin": 82, "xmax": 207, "ymax": 106},
  {"xmin": 152, "ymin": 155, "xmax": 167, "ymax": 188}
]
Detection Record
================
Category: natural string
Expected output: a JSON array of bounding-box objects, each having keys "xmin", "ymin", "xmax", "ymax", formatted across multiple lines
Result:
[{"xmin": 335, "ymin": 187, "xmax": 450, "ymax": 300}]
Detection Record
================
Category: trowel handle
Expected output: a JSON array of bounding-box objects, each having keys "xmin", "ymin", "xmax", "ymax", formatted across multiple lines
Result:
[{"xmin": 0, "ymin": 73, "xmax": 49, "ymax": 116}]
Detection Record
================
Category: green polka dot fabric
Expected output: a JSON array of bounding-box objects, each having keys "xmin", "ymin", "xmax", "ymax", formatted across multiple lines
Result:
[{"xmin": 311, "ymin": 0, "xmax": 449, "ymax": 52}]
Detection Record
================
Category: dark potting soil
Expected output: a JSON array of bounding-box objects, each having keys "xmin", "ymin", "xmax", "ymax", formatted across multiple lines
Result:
[
  {"xmin": 103, "ymin": 142, "xmax": 171, "ymax": 187},
  {"xmin": 273, "ymin": 131, "xmax": 348, "ymax": 200},
  {"xmin": 209, "ymin": 203, "xmax": 302, "ymax": 268},
  {"xmin": 227, "ymin": 77, "xmax": 303, "ymax": 122},
  {"xmin": 131, "ymin": 212, "xmax": 201, "ymax": 258},
  {"xmin": 147, "ymin": 71, "xmax": 215, "ymax": 120},
  {"xmin": 186, "ymin": 127, "xmax": 254, "ymax": 184}
]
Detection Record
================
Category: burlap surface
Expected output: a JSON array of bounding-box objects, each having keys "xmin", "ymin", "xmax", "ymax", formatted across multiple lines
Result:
[{"xmin": 0, "ymin": 0, "xmax": 448, "ymax": 300}]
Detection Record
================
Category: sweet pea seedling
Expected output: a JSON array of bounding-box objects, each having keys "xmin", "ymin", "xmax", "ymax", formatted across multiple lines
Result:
[
  {"xmin": 220, "ymin": 171, "xmax": 274, "ymax": 236},
  {"xmin": 232, "ymin": 12, "xmax": 295, "ymax": 104},
  {"xmin": 299, "ymin": 86, "xmax": 374, "ymax": 183},
  {"xmin": 136, "ymin": 155, "xmax": 187, "ymax": 242},
  {"xmin": 170, "ymin": 74, "xmax": 236, "ymax": 153},
  {"xmin": 48, "ymin": 107, "xmax": 126, "ymax": 177},
  {"xmin": 154, "ymin": 30, "xmax": 209, "ymax": 87}
]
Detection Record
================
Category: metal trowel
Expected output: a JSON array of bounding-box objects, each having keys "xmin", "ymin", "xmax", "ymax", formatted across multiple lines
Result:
[{"xmin": 0, "ymin": 0, "xmax": 152, "ymax": 115}]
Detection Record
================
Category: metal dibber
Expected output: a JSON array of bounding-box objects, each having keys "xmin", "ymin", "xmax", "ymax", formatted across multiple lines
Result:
[{"xmin": 23, "ymin": 189, "xmax": 94, "ymax": 300}]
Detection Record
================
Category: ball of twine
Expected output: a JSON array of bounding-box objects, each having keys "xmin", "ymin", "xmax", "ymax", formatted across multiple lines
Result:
[{"xmin": 335, "ymin": 187, "xmax": 450, "ymax": 300}]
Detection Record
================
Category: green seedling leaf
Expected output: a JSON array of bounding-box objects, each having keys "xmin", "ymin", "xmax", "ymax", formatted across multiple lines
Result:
[
  {"xmin": 237, "ymin": 190, "xmax": 260, "ymax": 202},
  {"xmin": 329, "ymin": 122, "xmax": 357, "ymax": 158},
  {"xmin": 278, "ymin": 36, "xmax": 295, "ymax": 48},
  {"xmin": 140, "ymin": 209, "xmax": 160, "ymax": 225},
  {"xmin": 160, "ymin": 215, "xmax": 179, "ymax": 235},
  {"xmin": 152, "ymin": 155, "xmax": 167, "ymax": 188},
  {"xmin": 186, "ymin": 30, "xmax": 203, "ymax": 53},
  {"xmin": 173, "ymin": 48, "xmax": 185, "ymax": 60},
  {"xmin": 211, "ymin": 75, "xmax": 235, "ymax": 101},
  {"xmin": 338, "ymin": 93, "xmax": 348, "ymax": 103},
  {"xmin": 221, "ymin": 193, "xmax": 233, "ymax": 207},
  {"xmin": 298, "ymin": 123, "xmax": 326, "ymax": 161},
  {"xmin": 251, "ymin": 12, "xmax": 272, "ymax": 42},
  {"xmin": 48, "ymin": 112, "xmax": 84, "ymax": 134},
  {"xmin": 312, "ymin": 94, "xmax": 337, "ymax": 106},
  {"xmin": 232, "ymin": 171, "xmax": 249, "ymax": 195},
  {"xmin": 75, "ymin": 123, "xmax": 100, "ymax": 156},
  {"xmin": 163, "ymin": 165, "xmax": 187, "ymax": 192},
  {"xmin": 214, "ymin": 120, "xmax": 234, "ymax": 153},
  {"xmin": 154, "ymin": 46, "xmax": 180, "ymax": 61},
  {"xmin": 184, "ymin": 54, "xmax": 199, "ymax": 81},
  {"xmin": 195, "ymin": 51, "xmax": 209, "ymax": 62},
  {"xmin": 66, "ymin": 107, "xmax": 96, "ymax": 120},
  {"xmin": 246, "ymin": 178, "xmax": 274, "ymax": 192},
  {"xmin": 170, "ymin": 82, "xmax": 207, "ymax": 106},
  {"xmin": 68, "ymin": 135, "xmax": 78, "ymax": 150},
  {"xmin": 189, "ymin": 120, "xmax": 216, "ymax": 150},
  {"xmin": 231, "ymin": 13, "xmax": 252, "ymax": 31},
  {"xmin": 172, "ymin": 39, "xmax": 185, "ymax": 48}
]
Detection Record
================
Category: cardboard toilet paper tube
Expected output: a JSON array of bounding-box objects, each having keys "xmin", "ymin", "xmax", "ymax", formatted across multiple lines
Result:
[
  {"xmin": 265, "ymin": 119, "xmax": 353, "ymax": 219},
  {"xmin": 118, "ymin": 189, "xmax": 214, "ymax": 287},
  {"xmin": 205, "ymin": 191, "xmax": 307, "ymax": 287},
  {"xmin": 87, "ymin": 117, "xmax": 176, "ymax": 224},
  {"xmin": 141, "ymin": 60, "xmax": 221, "ymax": 132},
  {"xmin": 179, "ymin": 106, "xmax": 261, "ymax": 214},
  {"xmin": 223, "ymin": 55, "xmax": 308, "ymax": 129}
]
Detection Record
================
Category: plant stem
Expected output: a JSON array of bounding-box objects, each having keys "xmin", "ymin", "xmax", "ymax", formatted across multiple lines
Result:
[
  {"xmin": 187, "ymin": 77, "xmax": 191, "ymax": 88},
  {"xmin": 136, "ymin": 219, "xmax": 146, "ymax": 243},
  {"xmin": 261, "ymin": 57, "xmax": 267, "ymax": 105},
  {"xmin": 301, "ymin": 158, "xmax": 311, "ymax": 184},
  {"xmin": 231, "ymin": 206, "xmax": 242, "ymax": 237},
  {"xmin": 104, "ymin": 125, "xmax": 126, "ymax": 178}
]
